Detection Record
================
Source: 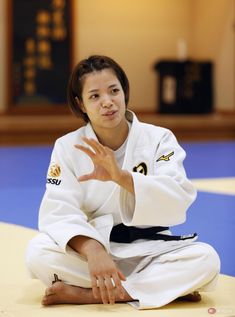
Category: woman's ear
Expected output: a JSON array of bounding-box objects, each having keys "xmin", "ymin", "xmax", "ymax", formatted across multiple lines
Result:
[{"xmin": 75, "ymin": 96, "xmax": 86, "ymax": 113}]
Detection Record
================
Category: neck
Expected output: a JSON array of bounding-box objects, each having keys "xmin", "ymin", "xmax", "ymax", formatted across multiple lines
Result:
[{"xmin": 93, "ymin": 120, "xmax": 129, "ymax": 150}]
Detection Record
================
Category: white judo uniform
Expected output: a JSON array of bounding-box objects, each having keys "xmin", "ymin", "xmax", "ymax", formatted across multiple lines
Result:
[{"xmin": 26, "ymin": 110, "xmax": 220, "ymax": 309}]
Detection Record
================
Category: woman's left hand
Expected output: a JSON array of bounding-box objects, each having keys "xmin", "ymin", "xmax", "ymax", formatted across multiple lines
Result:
[{"xmin": 74, "ymin": 137, "xmax": 122, "ymax": 183}]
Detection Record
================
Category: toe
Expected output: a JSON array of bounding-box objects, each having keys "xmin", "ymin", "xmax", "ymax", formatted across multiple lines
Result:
[
  {"xmin": 41, "ymin": 296, "xmax": 50, "ymax": 306},
  {"xmin": 177, "ymin": 291, "xmax": 201, "ymax": 302},
  {"xmin": 45, "ymin": 286, "xmax": 54, "ymax": 296}
]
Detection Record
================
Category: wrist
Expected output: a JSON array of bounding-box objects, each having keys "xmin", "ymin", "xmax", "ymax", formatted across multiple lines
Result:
[
  {"xmin": 115, "ymin": 169, "xmax": 128, "ymax": 185},
  {"xmin": 84, "ymin": 239, "xmax": 105, "ymax": 258},
  {"xmin": 69, "ymin": 235, "xmax": 105, "ymax": 259},
  {"xmin": 116, "ymin": 170, "xmax": 134, "ymax": 194}
]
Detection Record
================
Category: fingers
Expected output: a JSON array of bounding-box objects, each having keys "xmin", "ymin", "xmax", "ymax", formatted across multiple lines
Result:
[
  {"xmin": 83, "ymin": 138, "xmax": 106, "ymax": 155},
  {"xmin": 118, "ymin": 269, "xmax": 127, "ymax": 281},
  {"xmin": 74, "ymin": 144, "xmax": 95, "ymax": 159},
  {"xmin": 91, "ymin": 274, "xmax": 126, "ymax": 304},
  {"xmin": 104, "ymin": 276, "xmax": 115, "ymax": 305},
  {"xmin": 112, "ymin": 272, "xmax": 125, "ymax": 299},
  {"xmin": 91, "ymin": 276, "xmax": 100, "ymax": 300},
  {"xmin": 91, "ymin": 276, "xmax": 113, "ymax": 304},
  {"xmin": 97, "ymin": 276, "xmax": 111, "ymax": 304},
  {"xmin": 74, "ymin": 138, "xmax": 110, "ymax": 157},
  {"xmin": 77, "ymin": 173, "xmax": 94, "ymax": 182}
]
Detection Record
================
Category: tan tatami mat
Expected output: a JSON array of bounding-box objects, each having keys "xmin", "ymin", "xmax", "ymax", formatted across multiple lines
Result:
[
  {"xmin": 1, "ymin": 222, "xmax": 235, "ymax": 317},
  {"xmin": 192, "ymin": 177, "xmax": 235, "ymax": 195}
]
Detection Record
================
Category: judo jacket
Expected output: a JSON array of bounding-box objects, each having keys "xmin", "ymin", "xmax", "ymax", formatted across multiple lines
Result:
[{"xmin": 39, "ymin": 110, "xmax": 197, "ymax": 259}]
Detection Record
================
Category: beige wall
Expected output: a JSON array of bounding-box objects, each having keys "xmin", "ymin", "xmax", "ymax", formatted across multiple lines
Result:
[
  {"xmin": 0, "ymin": 0, "xmax": 234, "ymax": 113},
  {"xmin": 75, "ymin": 0, "xmax": 193, "ymax": 112},
  {"xmin": 192, "ymin": 0, "xmax": 234, "ymax": 111},
  {"xmin": 0, "ymin": 0, "xmax": 7, "ymax": 113}
]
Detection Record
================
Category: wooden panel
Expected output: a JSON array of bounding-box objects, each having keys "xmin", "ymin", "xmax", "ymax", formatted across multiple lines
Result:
[
  {"xmin": 0, "ymin": 112, "xmax": 235, "ymax": 145},
  {"xmin": 7, "ymin": 0, "xmax": 74, "ymax": 115}
]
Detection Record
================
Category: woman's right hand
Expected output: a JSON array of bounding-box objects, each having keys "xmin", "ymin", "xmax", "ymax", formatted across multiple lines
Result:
[
  {"xmin": 87, "ymin": 246, "xmax": 126, "ymax": 304},
  {"xmin": 68, "ymin": 235, "xmax": 126, "ymax": 304}
]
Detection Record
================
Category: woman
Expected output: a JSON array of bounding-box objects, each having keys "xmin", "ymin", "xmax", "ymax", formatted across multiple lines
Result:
[{"xmin": 26, "ymin": 55, "xmax": 220, "ymax": 309}]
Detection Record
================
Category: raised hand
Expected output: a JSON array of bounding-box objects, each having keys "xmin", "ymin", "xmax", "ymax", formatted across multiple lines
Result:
[
  {"xmin": 75, "ymin": 137, "xmax": 134, "ymax": 194},
  {"xmin": 74, "ymin": 137, "xmax": 122, "ymax": 183}
]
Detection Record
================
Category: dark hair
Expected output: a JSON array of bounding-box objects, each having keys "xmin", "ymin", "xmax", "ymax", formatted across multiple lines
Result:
[{"xmin": 67, "ymin": 55, "xmax": 130, "ymax": 122}]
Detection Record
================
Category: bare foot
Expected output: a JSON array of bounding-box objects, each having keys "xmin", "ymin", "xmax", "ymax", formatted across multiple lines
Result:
[
  {"xmin": 42, "ymin": 282, "xmax": 97, "ymax": 305},
  {"xmin": 42, "ymin": 282, "xmax": 132, "ymax": 306},
  {"xmin": 177, "ymin": 291, "xmax": 201, "ymax": 302}
]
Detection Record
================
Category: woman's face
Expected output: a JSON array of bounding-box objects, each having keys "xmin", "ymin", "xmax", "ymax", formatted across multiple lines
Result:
[{"xmin": 80, "ymin": 68, "xmax": 127, "ymax": 133}]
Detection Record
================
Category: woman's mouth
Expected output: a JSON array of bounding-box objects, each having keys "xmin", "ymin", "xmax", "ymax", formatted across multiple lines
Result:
[{"xmin": 102, "ymin": 110, "xmax": 117, "ymax": 117}]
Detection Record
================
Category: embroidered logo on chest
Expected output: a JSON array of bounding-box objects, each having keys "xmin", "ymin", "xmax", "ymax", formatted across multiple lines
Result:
[
  {"xmin": 133, "ymin": 162, "xmax": 147, "ymax": 175},
  {"xmin": 157, "ymin": 151, "xmax": 174, "ymax": 162}
]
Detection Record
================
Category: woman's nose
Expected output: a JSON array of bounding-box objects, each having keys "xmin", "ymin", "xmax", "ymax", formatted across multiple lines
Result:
[{"xmin": 101, "ymin": 96, "xmax": 113, "ymax": 108}]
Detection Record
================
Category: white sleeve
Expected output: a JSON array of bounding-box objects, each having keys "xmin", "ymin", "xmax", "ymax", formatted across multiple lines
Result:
[
  {"xmin": 119, "ymin": 130, "xmax": 197, "ymax": 226},
  {"xmin": 38, "ymin": 139, "xmax": 107, "ymax": 253}
]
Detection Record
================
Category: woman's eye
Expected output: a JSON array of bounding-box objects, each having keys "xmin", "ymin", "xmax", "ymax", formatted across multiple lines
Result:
[
  {"xmin": 112, "ymin": 88, "xmax": 120, "ymax": 94},
  {"xmin": 90, "ymin": 94, "xmax": 99, "ymax": 100}
]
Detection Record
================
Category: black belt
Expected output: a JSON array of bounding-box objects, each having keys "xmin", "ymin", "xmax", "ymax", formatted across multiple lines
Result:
[{"xmin": 110, "ymin": 223, "xmax": 197, "ymax": 243}]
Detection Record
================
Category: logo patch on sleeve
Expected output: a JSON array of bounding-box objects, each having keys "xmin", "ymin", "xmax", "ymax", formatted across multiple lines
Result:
[
  {"xmin": 48, "ymin": 163, "xmax": 61, "ymax": 178},
  {"xmin": 157, "ymin": 151, "xmax": 174, "ymax": 162},
  {"xmin": 47, "ymin": 163, "xmax": 62, "ymax": 186}
]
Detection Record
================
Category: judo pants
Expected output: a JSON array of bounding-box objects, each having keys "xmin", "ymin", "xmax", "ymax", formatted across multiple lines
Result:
[{"xmin": 26, "ymin": 233, "xmax": 220, "ymax": 309}]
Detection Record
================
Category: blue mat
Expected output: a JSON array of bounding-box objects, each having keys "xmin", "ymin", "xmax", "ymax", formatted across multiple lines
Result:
[
  {"xmin": 1, "ymin": 142, "xmax": 235, "ymax": 276},
  {"xmin": 172, "ymin": 191, "xmax": 235, "ymax": 277},
  {"xmin": 182, "ymin": 141, "xmax": 235, "ymax": 178}
]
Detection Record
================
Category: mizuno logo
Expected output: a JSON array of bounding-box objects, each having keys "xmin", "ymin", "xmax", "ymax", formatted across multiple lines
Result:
[{"xmin": 157, "ymin": 151, "xmax": 174, "ymax": 162}]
